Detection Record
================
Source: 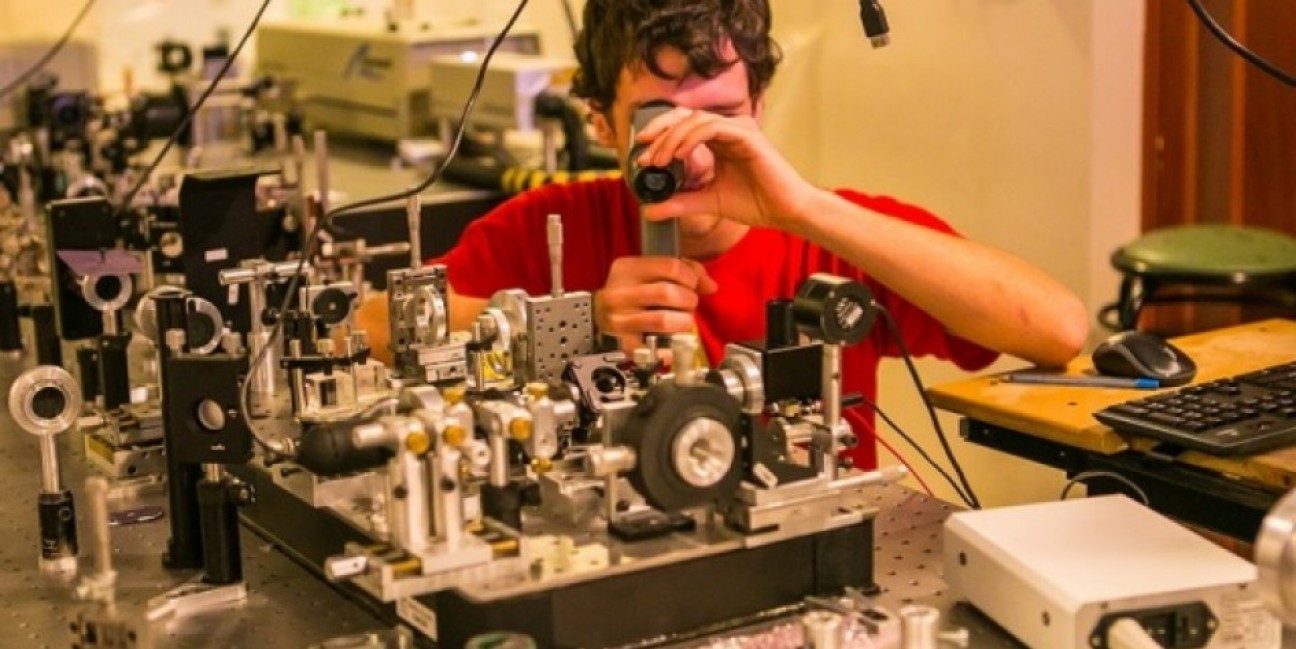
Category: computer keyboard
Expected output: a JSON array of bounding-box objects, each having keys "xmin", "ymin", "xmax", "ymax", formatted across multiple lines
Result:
[{"xmin": 1093, "ymin": 361, "xmax": 1296, "ymax": 455}]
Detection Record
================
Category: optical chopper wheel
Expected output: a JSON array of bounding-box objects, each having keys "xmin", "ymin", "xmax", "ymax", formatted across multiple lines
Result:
[{"xmin": 621, "ymin": 381, "xmax": 743, "ymax": 512}]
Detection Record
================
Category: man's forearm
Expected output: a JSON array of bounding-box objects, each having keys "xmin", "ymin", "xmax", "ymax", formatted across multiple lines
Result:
[{"xmin": 785, "ymin": 189, "xmax": 1088, "ymax": 366}]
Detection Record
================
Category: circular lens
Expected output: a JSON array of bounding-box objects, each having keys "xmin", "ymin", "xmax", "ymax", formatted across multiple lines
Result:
[
  {"xmin": 31, "ymin": 387, "xmax": 67, "ymax": 420},
  {"xmin": 188, "ymin": 315, "xmax": 217, "ymax": 350},
  {"xmin": 95, "ymin": 275, "xmax": 123, "ymax": 301},
  {"xmin": 196, "ymin": 399, "xmax": 226, "ymax": 431},
  {"xmin": 643, "ymin": 171, "xmax": 669, "ymax": 193}
]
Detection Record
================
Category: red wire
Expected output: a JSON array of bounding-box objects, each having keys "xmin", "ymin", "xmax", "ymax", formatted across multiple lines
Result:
[
  {"xmin": 849, "ymin": 409, "xmax": 937, "ymax": 498},
  {"xmin": 874, "ymin": 434, "xmax": 935, "ymax": 498}
]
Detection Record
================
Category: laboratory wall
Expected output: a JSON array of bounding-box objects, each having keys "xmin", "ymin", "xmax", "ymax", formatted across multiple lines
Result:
[
  {"xmin": 0, "ymin": 0, "xmax": 1147, "ymax": 508},
  {"xmin": 763, "ymin": 1, "xmax": 1145, "ymax": 506}
]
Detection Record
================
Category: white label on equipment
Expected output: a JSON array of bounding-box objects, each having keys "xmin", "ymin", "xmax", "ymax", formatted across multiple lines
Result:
[
  {"xmin": 205, "ymin": 248, "xmax": 228, "ymax": 262},
  {"xmin": 396, "ymin": 597, "xmax": 437, "ymax": 641},
  {"xmin": 1215, "ymin": 592, "xmax": 1281, "ymax": 648}
]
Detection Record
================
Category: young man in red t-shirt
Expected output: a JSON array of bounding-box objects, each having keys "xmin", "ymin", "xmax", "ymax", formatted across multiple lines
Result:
[{"xmin": 360, "ymin": 0, "xmax": 1088, "ymax": 469}]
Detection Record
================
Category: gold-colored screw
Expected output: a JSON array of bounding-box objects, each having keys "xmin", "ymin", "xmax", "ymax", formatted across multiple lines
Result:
[
  {"xmin": 443, "ymin": 424, "xmax": 467, "ymax": 447},
  {"xmin": 508, "ymin": 417, "xmax": 532, "ymax": 441}
]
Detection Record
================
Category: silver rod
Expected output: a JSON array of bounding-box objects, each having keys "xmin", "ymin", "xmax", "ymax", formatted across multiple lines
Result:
[
  {"xmin": 541, "ymin": 121, "xmax": 560, "ymax": 174},
  {"xmin": 289, "ymin": 339, "xmax": 307, "ymax": 416},
  {"xmin": 604, "ymin": 474, "xmax": 617, "ymax": 525},
  {"xmin": 822, "ymin": 343, "xmax": 843, "ymax": 479},
  {"xmin": 547, "ymin": 214, "xmax": 563, "ymax": 297},
  {"xmin": 671, "ymin": 333, "xmax": 699, "ymax": 384},
  {"xmin": 488, "ymin": 431, "xmax": 508, "ymax": 488},
  {"xmin": 39, "ymin": 435, "xmax": 62, "ymax": 493},
  {"xmin": 101, "ymin": 309, "xmax": 118, "ymax": 336},
  {"xmin": 344, "ymin": 333, "xmax": 359, "ymax": 406},
  {"xmin": 248, "ymin": 279, "xmax": 276, "ymax": 411},
  {"xmin": 292, "ymin": 134, "xmax": 310, "ymax": 236},
  {"xmin": 86, "ymin": 476, "xmax": 113, "ymax": 581},
  {"xmin": 406, "ymin": 192, "xmax": 422, "ymax": 269},
  {"xmin": 314, "ymin": 130, "xmax": 330, "ymax": 216}
]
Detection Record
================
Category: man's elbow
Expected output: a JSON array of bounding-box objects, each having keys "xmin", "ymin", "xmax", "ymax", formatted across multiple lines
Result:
[{"xmin": 1035, "ymin": 294, "xmax": 1089, "ymax": 367}]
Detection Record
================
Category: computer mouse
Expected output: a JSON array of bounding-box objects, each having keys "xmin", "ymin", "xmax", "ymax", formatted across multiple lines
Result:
[{"xmin": 1091, "ymin": 331, "xmax": 1198, "ymax": 386}]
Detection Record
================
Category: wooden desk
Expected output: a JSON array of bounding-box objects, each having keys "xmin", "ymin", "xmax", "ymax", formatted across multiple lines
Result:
[{"xmin": 927, "ymin": 318, "xmax": 1296, "ymax": 540}]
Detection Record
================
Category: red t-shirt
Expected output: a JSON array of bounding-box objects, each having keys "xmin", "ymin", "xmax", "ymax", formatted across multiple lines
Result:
[{"xmin": 436, "ymin": 178, "xmax": 997, "ymax": 468}]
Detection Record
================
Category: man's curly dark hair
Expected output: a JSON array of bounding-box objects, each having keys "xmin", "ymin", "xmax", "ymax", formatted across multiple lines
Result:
[{"xmin": 571, "ymin": 0, "xmax": 782, "ymax": 113}]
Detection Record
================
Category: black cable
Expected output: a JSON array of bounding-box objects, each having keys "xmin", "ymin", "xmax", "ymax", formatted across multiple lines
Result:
[
  {"xmin": 856, "ymin": 394, "xmax": 976, "ymax": 509},
  {"xmin": 114, "ymin": 0, "xmax": 272, "ymax": 217},
  {"xmin": 559, "ymin": 0, "xmax": 579, "ymax": 39},
  {"xmin": 238, "ymin": 0, "xmax": 532, "ymax": 448},
  {"xmin": 0, "ymin": 0, "xmax": 96, "ymax": 100},
  {"xmin": 312, "ymin": 0, "xmax": 531, "ymax": 223},
  {"xmin": 1186, "ymin": 0, "xmax": 1296, "ymax": 88},
  {"xmin": 873, "ymin": 303, "xmax": 982, "ymax": 509}
]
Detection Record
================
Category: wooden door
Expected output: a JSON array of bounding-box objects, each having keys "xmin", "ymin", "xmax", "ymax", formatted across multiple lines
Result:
[{"xmin": 1141, "ymin": 0, "xmax": 1296, "ymax": 334}]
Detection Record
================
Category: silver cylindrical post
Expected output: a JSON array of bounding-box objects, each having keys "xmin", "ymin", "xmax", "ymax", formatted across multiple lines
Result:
[
  {"xmin": 292, "ymin": 134, "xmax": 310, "ymax": 235},
  {"xmin": 822, "ymin": 342, "xmax": 843, "ymax": 479},
  {"xmin": 314, "ymin": 129, "xmax": 330, "ymax": 216},
  {"xmin": 101, "ymin": 309, "xmax": 118, "ymax": 336},
  {"xmin": 39, "ymin": 435, "xmax": 62, "ymax": 494},
  {"xmin": 541, "ymin": 121, "xmax": 560, "ymax": 174},
  {"xmin": 547, "ymin": 214, "xmax": 563, "ymax": 297},
  {"xmin": 86, "ymin": 476, "xmax": 113, "ymax": 581},
  {"xmin": 203, "ymin": 463, "xmax": 223, "ymax": 482},
  {"xmin": 289, "ymin": 339, "xmax": 307, "ymax": 415},
  {"xmin": 671, "ymin": 333, "xmax": 700, "ymax": 384},
  {"xmin": 899, "ymin": 604, "xmax": 941, "ymax": 649},
  {"xmin": 406, "ymin": 192, "xmax": 422, "ymax": 269},
  {"xmin": 248, "ymin": 278, "xmax": 278, "ymax": 413},
  {"xmin": 801, "ymin": 610, "xmax": 844, "ymax": 649},
  {"xmin": 488, "ymin": 429, "xmax": 508, "ymax": 488},
  {"xmin": 435, "ymin": 447, "xmax": 464, "ymax": 548}
]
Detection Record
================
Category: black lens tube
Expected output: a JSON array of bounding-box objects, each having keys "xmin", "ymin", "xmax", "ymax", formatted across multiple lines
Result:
[
  {"xmin": 627, "ymin": 100, "xmax": 685, "ymax": 205},
  {"xmin": 627, "ymin": 100, "xmax": 682, "ymax": 258}
]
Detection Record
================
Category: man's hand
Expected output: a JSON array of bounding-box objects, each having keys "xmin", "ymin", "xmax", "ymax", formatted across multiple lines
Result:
[
  {"xmin": 595, "ymin": 256, "xmax": 718, "ymax": 352},
  {"xmin": 633, "ymin": 107, "xmax": 820, "ymax": 231}
]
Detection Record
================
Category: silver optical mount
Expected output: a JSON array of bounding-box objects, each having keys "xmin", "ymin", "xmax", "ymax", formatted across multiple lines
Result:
[
  {"xmin": 1256, "ymin": 488, "xmax": 1296, "ymax": 624},
  {"xmin": 220, "ymin": 259, "xmax": 313, "ymax": 416},
  {"xmin": 8, "ymin": 366, "xmax": 84, "ymax": 574},
  {"xmin": 78, "ymin": 272, "xmax": 133, "ymax": 334}
]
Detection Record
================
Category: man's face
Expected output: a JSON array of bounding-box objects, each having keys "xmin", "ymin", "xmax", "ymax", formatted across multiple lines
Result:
[{"xmin": 593, "ymin": 41, "xmax": 758, "ymax": 244}]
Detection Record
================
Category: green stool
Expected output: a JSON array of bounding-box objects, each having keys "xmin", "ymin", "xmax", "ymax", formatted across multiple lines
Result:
[{"xmin": 1100, "ymin": 224, "xmax": 1296, "ymax": 331}]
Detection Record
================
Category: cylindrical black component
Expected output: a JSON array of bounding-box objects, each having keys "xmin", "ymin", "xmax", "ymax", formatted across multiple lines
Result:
[
  {"xmin": 198, "ymin": 478, "xmax": 242, "ymax": 584},
  {"xmin": 76, "ymin": 346, "xmax": 101, "ymax": 402},
  {"xmin": 32, "ymin": 304, "xmax": 62, "ymax": 366},
  {"xmin": 37, "ymin": 490, "xmax": 78, "ymax": 561},
  {"xmin": 98, "ymin": 333, "xmax": 131, "ymax": 410},
  {"xmin": 765, "ymin": 299, "xmax": 797, "ymax": 349},
  {"xmin": 859, "ymin": 0, "xmax": 890, "ymax": 40},
  {"xmin": 482, "ymin": 482, "xmax": 523, "ymax": 531},
  {"xmin": 0, "ymin": 281, "xmax": 21, "ymax": 352},
  {"xmin": 163, "ymin": 463, "xmax": 205, "ymax": 570},
  {"xmin": 296, "ymin": 422, "xmax": 392, "ymax": 477},
  {"xmin": 628, "ymin": 159, "xmax": 684, "ymax": 204},
  {"xmin": 792, "ymin": 274, "xmax": 877, "ymax": 345},
  {"xmin": 627, "ymin": 100, "xmax": 684, "ymax": 205}
]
